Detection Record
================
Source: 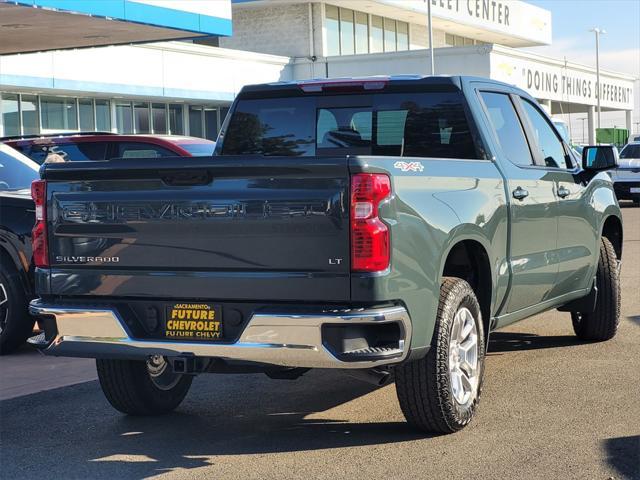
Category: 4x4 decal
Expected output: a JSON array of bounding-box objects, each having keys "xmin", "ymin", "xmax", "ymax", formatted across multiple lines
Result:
[{"xmin": 394, "ymin": 161, "xmax": 425, "ymax": 172}]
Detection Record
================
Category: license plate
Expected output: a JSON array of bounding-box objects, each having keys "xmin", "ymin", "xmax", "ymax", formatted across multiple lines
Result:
[
  {"xmin": 630, "ymin": 187, "xmax": 640, "ymax": 193},
  {"xmin": 165, "ymin": 303, "xmax": 222, "ymax": 340}
]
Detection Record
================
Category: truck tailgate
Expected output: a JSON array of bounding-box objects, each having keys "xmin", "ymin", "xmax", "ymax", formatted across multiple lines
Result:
[{"xmin": 43, "ymin": 156, "xmax": 350, "ymax": 301}]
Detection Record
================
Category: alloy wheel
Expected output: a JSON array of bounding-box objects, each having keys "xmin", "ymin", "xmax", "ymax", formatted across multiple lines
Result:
[{"xmin": 448, "ymin": 307, "xmax": 479, "ymax": 407}]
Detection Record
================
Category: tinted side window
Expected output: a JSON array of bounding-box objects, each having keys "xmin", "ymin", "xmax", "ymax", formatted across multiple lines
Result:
[
  {"xmin": 521, "ymin": 99, "xmax": 569, "ymax": 169},
  {"xmin": 113, "ymin": 142, "xmax": 176, "ymax": 159},
  {"xmin": 15, "ymin": 142, "xmax": 108, "ymax": 163},
  {"xmin": 0, "ymin": 145, "xmax": 39, "ymax": 190},
  {"xmin": 620, "ymin": 145, "xmax": 640, "ymax": 159},
  {"xmin": 53, "ymin": 142, "xmax": 108, "ymax": 161},
  {"xmin": 480, "ymin": 92, "xmax": 534, "ymax": 167},
  {"xmin": 374, "ymin": 92, "xmax": 480, "ymax": 159}
]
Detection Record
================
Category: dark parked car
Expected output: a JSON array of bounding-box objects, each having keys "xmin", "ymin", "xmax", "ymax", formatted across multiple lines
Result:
[
  {"xmin": 0, "ymin": 143, "xmax": 39, "ymax": 354},
  {"xmin": 4, "ymin": 133, "xmax": 216, "ymax": 163}
]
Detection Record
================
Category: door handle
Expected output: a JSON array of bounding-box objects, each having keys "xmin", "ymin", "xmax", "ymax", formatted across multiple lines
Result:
[
  {"xmin": 557, "ymin": 186, "xmax": 570, "ymax": 198},
  {"xmin": 512, "ymin": 186, "xmax": 529, "ymax": 200}
]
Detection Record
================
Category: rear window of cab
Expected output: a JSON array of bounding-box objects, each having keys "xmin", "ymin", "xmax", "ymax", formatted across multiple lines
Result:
[{"xmin": 219, "ymin": 91, "xmax": 484, "ymax": 159}]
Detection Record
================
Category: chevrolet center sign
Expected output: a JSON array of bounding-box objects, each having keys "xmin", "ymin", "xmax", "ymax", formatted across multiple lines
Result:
[{"xmin": 385, "ymin": 0, "xmax": 552, "ymax": 46}]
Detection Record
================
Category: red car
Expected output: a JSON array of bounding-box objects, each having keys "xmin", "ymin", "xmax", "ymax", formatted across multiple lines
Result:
[{"xmin": 4, "ymin": 133, "xmax": 216, "ymax": 164}]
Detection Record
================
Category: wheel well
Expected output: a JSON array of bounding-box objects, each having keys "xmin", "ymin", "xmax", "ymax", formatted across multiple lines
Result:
[
  {"xmin": 442, "ymin": 240, "xmax": 492, "ymax": 340},
  {"xmin": 0, "ymin": 247, "xmax": 31, "ymax": 294},
  {"xmin": 602, "ymin": 215, "xmax": 623, "ymax": 260}
]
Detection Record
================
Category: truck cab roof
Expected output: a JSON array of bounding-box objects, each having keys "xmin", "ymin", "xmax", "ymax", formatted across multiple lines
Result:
[{"xmin": 240, "ymin": 75, "xmax": 521, "ymax": 96}]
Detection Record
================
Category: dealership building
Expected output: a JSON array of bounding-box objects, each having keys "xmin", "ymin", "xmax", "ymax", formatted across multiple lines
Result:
[{"xmin": 0, "ymin": 0, "xmax": 636, "ymax": 144}]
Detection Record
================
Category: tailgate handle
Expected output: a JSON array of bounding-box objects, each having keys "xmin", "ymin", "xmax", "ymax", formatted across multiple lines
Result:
[{"xmin": 161, "ymin": 170, "xmax": 211, "ymax": 186}]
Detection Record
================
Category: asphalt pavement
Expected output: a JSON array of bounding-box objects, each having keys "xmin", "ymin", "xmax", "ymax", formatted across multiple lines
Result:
[{"xmin": 1, "ymin": 204, "xmax": 638, "ymax": 480}]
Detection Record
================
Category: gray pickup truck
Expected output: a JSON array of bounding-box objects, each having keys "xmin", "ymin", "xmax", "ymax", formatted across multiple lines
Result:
[{"xmin": 28, "ymin": 76, "xmax": 622, "ymax": 433}]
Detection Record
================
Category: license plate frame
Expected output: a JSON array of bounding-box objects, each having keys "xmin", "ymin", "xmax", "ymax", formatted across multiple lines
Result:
[{"xmin": 165, "ymin": 303, "xmax": 222, "ymax": 341}]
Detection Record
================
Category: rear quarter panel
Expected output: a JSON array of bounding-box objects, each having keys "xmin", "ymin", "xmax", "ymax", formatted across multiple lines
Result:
[{"xmin": 349, "ymin": 156, "xmax": 509, "ymax": 353}]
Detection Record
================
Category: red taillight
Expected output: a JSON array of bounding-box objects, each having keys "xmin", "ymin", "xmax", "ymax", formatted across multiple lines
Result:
[
  {"xmin": 30, "ymin": 180, "xmax": 49, "ymax": 267},
  {"xmin": 350, "ymin": 173, "xmax": 391, "ymax": 272}
]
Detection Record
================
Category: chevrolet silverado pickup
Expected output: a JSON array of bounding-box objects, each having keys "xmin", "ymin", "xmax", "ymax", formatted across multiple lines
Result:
[{"xmin": 28, "ymin": 76, "xmax": 623, "ymax": 433}]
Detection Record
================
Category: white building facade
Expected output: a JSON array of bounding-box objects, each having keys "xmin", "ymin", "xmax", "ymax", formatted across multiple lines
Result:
[{"xmin": 0, "ymin": 0, "xmax": 636, "ymax": 144}]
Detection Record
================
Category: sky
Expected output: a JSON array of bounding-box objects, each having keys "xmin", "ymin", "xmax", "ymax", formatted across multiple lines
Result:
[
  {"xmin": 524, "ymin": 0, "xmax": 640, "ymax": 136},
  {"xmin": 526, "ymin": 0, "xmax": 640, "ymax": 77}
]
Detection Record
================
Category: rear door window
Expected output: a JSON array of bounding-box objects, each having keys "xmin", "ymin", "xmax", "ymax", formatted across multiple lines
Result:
[{"xmin": 221, "ymin": 91, "xmax": 482, "ymax": 159}]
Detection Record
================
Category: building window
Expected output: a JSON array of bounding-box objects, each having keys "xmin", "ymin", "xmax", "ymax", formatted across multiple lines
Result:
[
  {"xmin": 41, "ymin": 96, "xmax": 77, "ymax": 131},
  {"xmin": 188, "ymin": 106, "xmax": 220, "ymax": 140},
  {"xmin": 371, "ymin": 15, "xmax": 384, "ymax": 53},
  {"xmin": 355, "ymin": 12, "xmax": 368, "ymax": 54},
  {"xmin": 397, "ymin": 21, "xmax": 409, "ymax": 51},
  {"xmin": 168, "ymin": 104, "xmax": 183, "ymax": 135},
  {"xmin": 152, "ymin": 103, "xmax": 167, "ymax": 134},
  {"xmin": 220, "ymin": 106, "xmax": 230, "ymax": 124},
  {"xmin": 325, "ymin": 6, "xmax": 408, "ymax": 56},
  {"xmin": 95, "ymin": 99, "xmax": 111, "ymax": 132},
  {"xmin": 339, "ymin": 8, "xmax": 355, "ymax": 55},
  {"xmin": 445, "ymin": 33, "xmax": 455, "ymax": 46},
  {"xmin": 204, "ymin": 108, "xmax": 218, "ymax": 141},
  {"xmin": 445, "ymin": 33, "xmax": 481, "ymax": 47},
  {"xmin": 78, "ymin": 99, "xmax": 95, "ymax": 131},
  {"xmin": 189, "ymin": 106, "xmax": 204, "ymax": 138},
  {"xmin": 383, "ymin": 18, "xmax": 396, "ymax": 52},
  {"xmin": 21, "ymin": 95, "xmax": 39, "ymax": 135},
  {"xmin": 1, "ymin": 93, "xmax": 20, "ymax": 137},
  {"xmin": 325, "ymin": 5, "xmax": 341, "ymax": 56},
  {"xmin": 115, "ymin": 102, "xmax": 133, "ymax": 134},
  {"xmin": 134, "ymin": 102, "xmax": 150, "ymax": 133}
]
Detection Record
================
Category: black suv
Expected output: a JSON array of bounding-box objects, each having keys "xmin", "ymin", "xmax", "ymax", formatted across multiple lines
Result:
[{"xmin": 0, "ymin": 143, "xmax": 39, "ymax": 353}]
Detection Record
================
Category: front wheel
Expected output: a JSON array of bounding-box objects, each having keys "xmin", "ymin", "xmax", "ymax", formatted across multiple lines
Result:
[
  {"xmin": 96, "ymin": 356, "xmax": 193, "ymax": 415},
  {"xmin": 571, "ymin": 237, "xmax": 621, "ymax": 341},
  {"xmin": 395, "ymin": 277, "xmax": 485, "ymax": 433}
]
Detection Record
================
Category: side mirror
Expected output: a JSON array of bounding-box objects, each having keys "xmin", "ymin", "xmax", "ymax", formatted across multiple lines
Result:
[{"xmin": 582, "ymin": 145, "xmax": 619, "ymax": 171}]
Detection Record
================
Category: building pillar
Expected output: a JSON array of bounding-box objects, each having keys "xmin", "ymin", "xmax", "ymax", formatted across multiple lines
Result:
[
  {"xmin": 587, "ymin": 105, "xmax": 596, "ymax": 145},
  {"xmin": 626, "ymin": 109, "xmax": 634, "ymax": 135},
  {"xmin": 109, "ymin": 101, "xmax": 118, "ymax": 133}
]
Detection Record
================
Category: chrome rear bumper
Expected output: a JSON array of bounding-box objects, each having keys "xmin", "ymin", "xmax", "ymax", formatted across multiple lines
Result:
[{"xmin": 29, "ymin": 300, "xmax": 411, "ymax": 369}]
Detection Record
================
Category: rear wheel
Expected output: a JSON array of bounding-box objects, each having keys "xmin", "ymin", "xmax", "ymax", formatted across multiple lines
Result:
[
  {"xmin": 0, "ymin": 261, "xmax": 34, "ymax": 355},
  {"xmin": 96, "ymin": 356, "xmax": 192, "ymax": 415},
  {"xmin": 571, "ymin": 237, "xmax": 620, "ymax": 341},
  {"xmin": 395, "ymin": 277, "xmax": 485, "ymax": 433}
]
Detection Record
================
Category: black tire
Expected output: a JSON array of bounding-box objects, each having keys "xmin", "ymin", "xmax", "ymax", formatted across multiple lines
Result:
[
  {"xmin": 395, "ymin": 277, "xmax": 485, "ymax": 434},
  {"xmin": 96, "ymin": 357, "xmax": 193, "ymax": 415},
  {"xmin": 0, "ymin": 260, "xmax": 34, "ymax": 355},
  {"xmin": 571, "ymin": 237, "xmax": 620, "ymax": 341}
]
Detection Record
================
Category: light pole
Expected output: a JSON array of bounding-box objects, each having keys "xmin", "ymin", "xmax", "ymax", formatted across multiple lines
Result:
[
  {"xmin": 425, "ymin": 0, "xmax": 434, "ymax": 75},
  {"xmin": 590, "ymin": 27, "xmax": 606, "ymax": 131}
]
